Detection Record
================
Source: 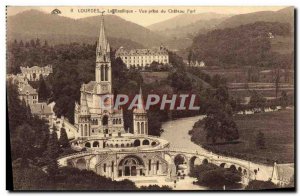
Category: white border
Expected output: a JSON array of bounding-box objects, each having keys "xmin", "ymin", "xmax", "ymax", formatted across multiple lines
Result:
[{"xmin": 1, "ymin": 0, "xmax": 298, "ymax": 195}]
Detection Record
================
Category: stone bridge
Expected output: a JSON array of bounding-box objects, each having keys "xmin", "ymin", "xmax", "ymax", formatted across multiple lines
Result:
[{"xmin": 57, "ymin": 147, "xmax": 265, "ymax": 184}]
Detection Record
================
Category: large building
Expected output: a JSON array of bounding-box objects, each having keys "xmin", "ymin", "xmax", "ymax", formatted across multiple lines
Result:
[
  {"xmin": 115, "ymin": 46, "xmax": 169, "ymax": 68},
  {"xmin": 74, "ymin": 15, "xmax": 148, "ymax": 138},
  {"xmin": 20, "ymin": 65, "xmax": 53, "ymax": 81},
  {"xmin": 18, "ymin": 83, "xmax": 38, "ymax": 105}
]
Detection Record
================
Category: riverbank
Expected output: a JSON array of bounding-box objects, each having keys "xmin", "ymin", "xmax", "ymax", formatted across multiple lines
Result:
[{"xmin": 189, "ymin": 109, "xmax": 294, "ymax": 165}]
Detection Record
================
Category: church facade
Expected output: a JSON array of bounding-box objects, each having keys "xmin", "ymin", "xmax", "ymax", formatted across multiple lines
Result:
[
  {"xmin": 65, "ymin": 15, "xmax": 173, "ymax": 180},
  {"xmin": 73, "ymin": 15, "xmax": 148, "ymax": 138}
]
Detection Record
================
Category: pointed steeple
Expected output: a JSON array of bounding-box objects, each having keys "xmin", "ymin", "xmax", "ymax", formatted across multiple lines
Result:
[
  {"xmin": 136, "ymin": 86, "xmax": 146, "ymax": 112},
  {"xmin": 96, "ymin": 12, "xmax": 110, "ymax": 62}
]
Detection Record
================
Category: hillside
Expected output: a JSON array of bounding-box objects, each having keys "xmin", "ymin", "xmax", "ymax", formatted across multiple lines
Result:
[
  {"xmin": 148, "ymin": 13, "xmax": 230, "ymax": 32},
  {"xmin": 217, "ymin": 7, "xmax": 294, "ymax": 29},
  {"xmin": 189, "ymin": 21, "xmax": 293, "ymax": 68},
  {"xmin": 78, "ymin": 15, "xmax": 166, "ymax": 47},
  {"xmin": 7, "ymin": 9, "xmax": 164, "ymax": 48}
]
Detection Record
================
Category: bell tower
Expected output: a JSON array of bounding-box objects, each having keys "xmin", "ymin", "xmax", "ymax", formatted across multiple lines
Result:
[
  {"xmin": 133, "ymin": 87, "xmax": 148, "ymax": 135},
  {"xmin": 95, "ymin": 12, "xmax": 112, "ymax": 94}
]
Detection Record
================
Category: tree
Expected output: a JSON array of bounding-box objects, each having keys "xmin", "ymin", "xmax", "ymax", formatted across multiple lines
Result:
[
  {"xmin": 59, "ymin": 127, "xmax": 70, "ymax": 148},
  {"xmin": 196, "ymin": 166, "xmax": 242, "ymax": 189},
  {"xmin": 273, "ymin": 68, "xmax": 281, "ymax": 98},
  {"xmin": 256, "ymin": 131, "xmax": 266, "ymax": 149},
  {"xmin": 280, "ymin": 91, "xmax": 288, "ymax": 109},
  {"xmin": 12, "ymin": 124, "xmax": 36, "ymax": 166},
  {"xmin": 38, "ymin": 75, "xmax": 50, "ymax": 102},
  {"xmin": 45, "ymin": 131, "xmax": 60, "ymax": 178},
  {"xmin": 204, "ymin": 88, "xmax": 239, "ymax": 144},
  {"xmin": 249, "ymin": 91, "xmax": 266, "ymax": 111},
  {"xmin": 245, "ymin": 180, "xmax": 278, "ymax": 190}
]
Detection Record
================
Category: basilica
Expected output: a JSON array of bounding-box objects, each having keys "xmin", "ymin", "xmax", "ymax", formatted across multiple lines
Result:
[
  {"xmin": 74, "ymin": 15, "xmax": 148, "ymax": 138},
  {"xmin": 66, "ymin": 14, "xmax": 171, "ymax": 179}
]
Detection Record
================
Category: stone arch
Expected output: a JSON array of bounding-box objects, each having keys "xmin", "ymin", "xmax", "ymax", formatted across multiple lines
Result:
[
  {"xmin": 121, "ymin": 144, "xmax": 125, "ymax": 148},
  {"xmin": 202, "ymin": 158, "xmax": 208, "ymax": 164},
  {"xmin": 115, "ymin": 144, "xmax": 119, "ymax": 148},
  {"xmin": 126, "ymin": 143, "xmax": 130, "ymax": 147},
  {"xmin": 110, "ymin": 144, "xmax": 113, "ymax": 148},
  {"xmin": 118, "ymin": 119, "xmax": 121, "ymax": 124},
  {"xmin": 133, "ymin": 139, "xmax": 141, "ymax": 147},
  {"xmin": 113, "ymin": 119, "xmax": 116, "ymax": 124},
  {"xmin": 85, "ymin": 142, "xmax": 91, "ymax": 148},
  {"xmin": 142, "ymin": 139, "xmax": 150, "ymax": 145},
  {"xmin": 220, "ymin": 163, "xmax": 226, "ymax": 168},
  {"xmin": 118, "ymin": 155, "xmax": 145, "ymax": 177},
  {"xmin": 229, "ymin": 165, "xmax": 237, "ymax": 172},
  {"xmin": 151, "ymin": 141, "xmax": 157, "ymax": 146},
  {"xmin": 238, "ymin": 167, "xmax": 242, "ymax": 173},
  {"xmin": 67, "ymin": 160, "xmax": 74, "ymax": 167},
  {"xmin": 76, "ymin": 158, "xmax": 86, "ymax": 170},
  {"xmin": 102, "ymin": 115, "xmax": 108, "ymax": 126},
  {"xmin": 189, "ymin": 156, "xmax": 201, "ymax": 170},
  {"xmin": 243, "ymin": 169, "xmax": 247, "ymax": 176},
  {"xmin": 173, "ymin": 154, "xmax": 187, "ymax": 166},
  {"xmin": 93, "ymin": 141, "xmax": 99, "ymax": 147}
]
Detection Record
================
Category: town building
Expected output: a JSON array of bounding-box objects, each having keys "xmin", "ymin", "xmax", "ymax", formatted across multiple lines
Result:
[
  {"xmin": 115, "ymin": 46, "xmax": 169, "ymax": 68},
  {"xmin": 189, "ymin": 60, "xmax": 205, "ymax": 67},
  {"xmin": 30, "ymin": 102, "xmax": 53, "ymax": 120},
  {"xmin": 20, "ymin": 65, "xmax": 53, "ymax": 81},
  {"xmin": 18, "ymin": 84, "xmax": 38, "ymax": 105}
]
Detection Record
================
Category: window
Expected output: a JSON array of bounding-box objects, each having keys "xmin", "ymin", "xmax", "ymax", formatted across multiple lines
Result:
[
  {"xmin": 103, "ymin": 164, "xmax": 106, "ymax": 172},
  {"xmin": 112, "ymin": 161, "xmax": 114, "ymax": 173},
  {"xmin": 148, "ymin": 160, "xmax": 151, "ymax": 171}
]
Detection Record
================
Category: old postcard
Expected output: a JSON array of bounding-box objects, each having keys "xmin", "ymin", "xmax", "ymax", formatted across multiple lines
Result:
[{"xmin": 6, "ymin": 6, "xmax": 295, "ymax": 191}]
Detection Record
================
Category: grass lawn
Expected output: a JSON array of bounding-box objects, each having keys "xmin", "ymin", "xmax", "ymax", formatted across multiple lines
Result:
[{"xmin": 190, "ymin": 109, "xmax": 294, "ymax": 165}]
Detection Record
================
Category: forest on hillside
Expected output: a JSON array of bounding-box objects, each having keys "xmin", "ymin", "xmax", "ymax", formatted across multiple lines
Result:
[{"xmin": 189, "ymin": 21, "xmax": 293, "ymax": 69}]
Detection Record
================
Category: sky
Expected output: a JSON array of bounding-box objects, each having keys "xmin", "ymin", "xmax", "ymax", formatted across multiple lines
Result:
[{"xmin": 7, "ymin": 6, "xmax": 288, "ymax": 26}]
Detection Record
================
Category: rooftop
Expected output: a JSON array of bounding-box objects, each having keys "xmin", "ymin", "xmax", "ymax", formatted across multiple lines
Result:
[
  {"xmin": 19, "ymin": 84, "xmax": 37, "ymax": 95},
  {"xmin": 30, "ymin": 102, "xmax": 53, "ymax": 115}
]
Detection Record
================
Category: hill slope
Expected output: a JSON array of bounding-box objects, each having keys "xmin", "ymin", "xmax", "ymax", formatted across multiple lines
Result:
[
  {"xmin": 7, "ymin": 9, "xmax": 164, "ymax": 48},
  {"xmin": 148, "ymin": 13, "xmax": 230, "ymax": 32},
  {"xmin": 217, "ymin": 7, "xmax": 294, "ymax": 29},
  {"xmin": 189, "ymin": 21, "xmax": 292, "ymax": 68}
]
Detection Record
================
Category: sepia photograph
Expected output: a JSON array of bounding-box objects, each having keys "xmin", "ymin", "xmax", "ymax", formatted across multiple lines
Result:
[{"xmin": 6, "ymin": 5, "xmax": 295, "ymax": 191}]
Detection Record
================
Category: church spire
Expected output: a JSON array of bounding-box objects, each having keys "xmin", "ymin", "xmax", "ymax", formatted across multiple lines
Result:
[
  {"xmin": 136, "ymin": 86, "xmax": 146, "ymax": 112},
  {"xmin": 96, "ymin": 12, "xmax": 110, "ymax": 62}
]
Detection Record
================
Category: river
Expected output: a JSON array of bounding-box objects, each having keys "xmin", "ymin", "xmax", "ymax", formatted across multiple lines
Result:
[{"xmin": 160, "ymin": 115, "xmax": 274, "ymax": 181}]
